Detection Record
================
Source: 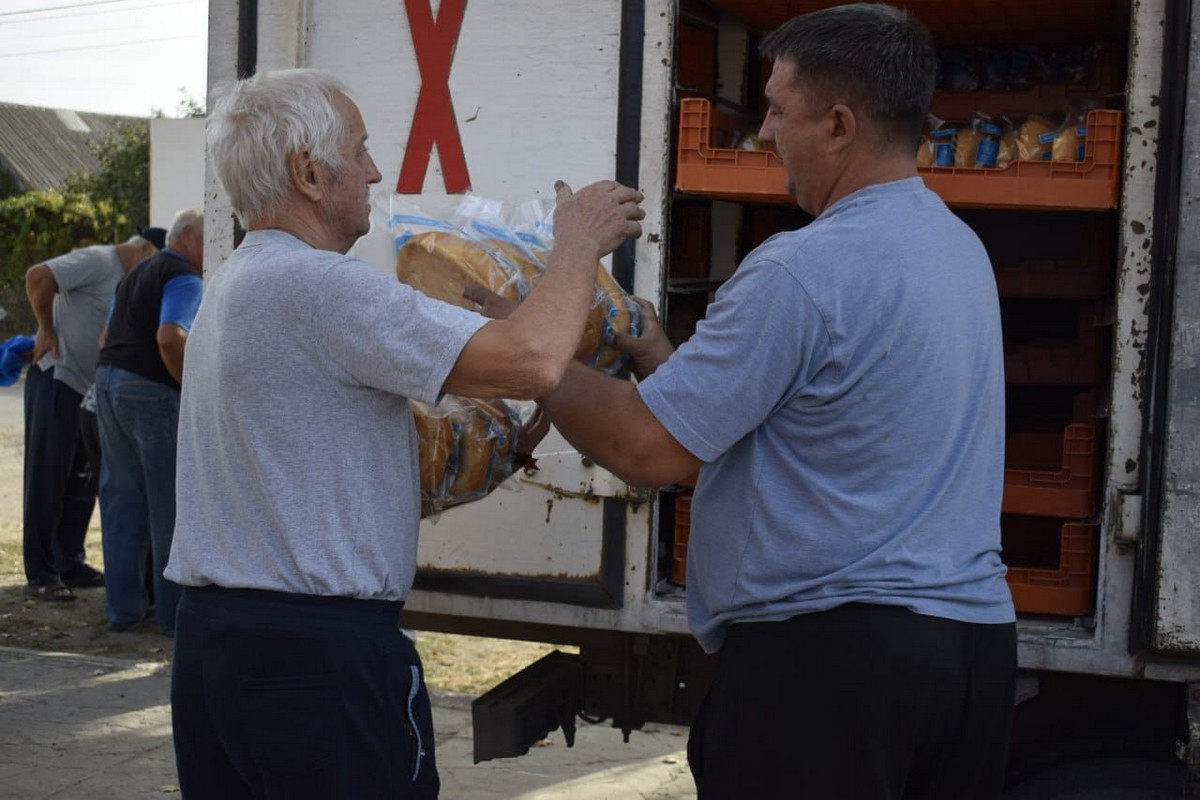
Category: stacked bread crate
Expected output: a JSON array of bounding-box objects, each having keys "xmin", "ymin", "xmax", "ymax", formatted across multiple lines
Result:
[{"xmin": 663, "ymin": 2, "xmax": 1128, "ymax": 616}]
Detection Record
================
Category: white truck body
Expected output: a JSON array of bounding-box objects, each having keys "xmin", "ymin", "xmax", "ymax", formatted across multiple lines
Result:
[{"xmin": 201, "ymin": 0, "xmax": 1200, "ymax": 792}]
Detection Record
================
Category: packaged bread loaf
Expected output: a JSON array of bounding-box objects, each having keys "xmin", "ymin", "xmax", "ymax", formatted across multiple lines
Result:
[
  {"xmin": 412, "ymin": 396, "xmax": 524, "ymax": 514},
  {"xmin": 1052, "ymin": 113, "xmax": 1087, "ymax": 162},
  {"xmin": 995, "ymin": 118, "xmax": 1019, "ymax": 169},
  {"xmin": 954, "ymin": 120, "xmax": 982, "ymax": 168},
  {"xmin": 1016, "ymin": 115, "xmax": 1059, "ymax": 162},
  {"xmin": 396, "ymin": 230, "xmax": 639, "ymax": 375},
  {"xmin": 395, "ymin": 231, "xmax": 529, "ymax": 311}
]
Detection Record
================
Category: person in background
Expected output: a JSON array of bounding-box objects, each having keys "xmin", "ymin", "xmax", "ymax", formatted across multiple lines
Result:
[
  {"xmin": 94, "ymin": 209, "xmax": 204, "ymax": 635},
  {"xmin": 164, "ymin": 68, "xmax": 644, "ymax": 799},
  {"xmin": 22, "ymin": 230, "xmax": 161, "ymax": 601},
  {"xmin": 78, "ymin": 224, "xmax": 167, "ymax": 477},
  {"xmin": 497, "ymin": 5, "xmax": 1017, "ymax": 798}
]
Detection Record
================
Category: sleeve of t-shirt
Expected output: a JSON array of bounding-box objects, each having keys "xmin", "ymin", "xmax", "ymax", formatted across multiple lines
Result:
[
  {"xmin": 310, "ymin": 257, "xmax": 489, "ymax": 405},
  {"xmin": 637, "ymin": 250, "xmax": 833, "ymax": 463},
  {"xmin": 159, "ymin": 274, "xmax": 203, "ymax": 330}
]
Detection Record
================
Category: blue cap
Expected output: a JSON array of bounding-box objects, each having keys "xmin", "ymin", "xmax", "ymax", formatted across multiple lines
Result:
[{"xmin": 140, "ymin": 227, "xmax": 167, "ymax": 250}]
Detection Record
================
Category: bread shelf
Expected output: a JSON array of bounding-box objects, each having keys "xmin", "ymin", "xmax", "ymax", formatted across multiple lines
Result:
[
  {"xmin": 1003, "ymin": 516, "xmax": 1098, "ymax": 616},
  {"xmin": 1003, "ymin": 421, "xmax": 1099, "ymax": 518},
  {"xmin": 675, "ymin": 98, "xmax": 1122, "ymax": 211}
]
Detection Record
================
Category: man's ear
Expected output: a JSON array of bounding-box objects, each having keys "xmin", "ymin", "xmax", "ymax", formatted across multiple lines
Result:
[
  {"xmin": 289, "ymin": 149, "xmax": 323, "ymax": 203},
  {"xmin": 827, "ymin": 103, "xmax": 858, "ymax": 155}
]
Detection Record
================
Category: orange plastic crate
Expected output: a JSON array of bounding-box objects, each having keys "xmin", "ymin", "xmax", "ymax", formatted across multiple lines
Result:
[
  {"xmin": 671, "ymin": 493, "xmax": 692, "ymax": 585},
  {"xmin": 676, "ymin": 98, "xmax": 788, "ymax": 203},
  {"xmin": 1002, "ymin": 516, "xmax": 1097, "ymax": 616},
  {"xmin": 993, "ymin": 258, "xmax": 1110, "ymax": 299},
  {"xmin": 1003, "ymin": 422, "xmax": 1099, "ymax": 518},
  {"xmin": 675, "ymin": 98, "xmax": 1122, "ymax": 211},
  {"xmin": 919, "ymin": 108, "xmax": 1122, "ymax": 210},
  {"xmin": 1004, "ymin": 305, "xmax": 1109, "ymax": 386}
]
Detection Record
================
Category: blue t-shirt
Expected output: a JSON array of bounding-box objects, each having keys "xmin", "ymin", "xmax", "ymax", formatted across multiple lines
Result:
[{"xmin": 639, "ymin": 177, "xmax": 1014, "ymax": 653}]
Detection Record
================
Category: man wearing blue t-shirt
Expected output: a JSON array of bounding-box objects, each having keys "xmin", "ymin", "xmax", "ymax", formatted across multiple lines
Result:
[
  {"xmin": 534, "ymin": 5, "xmax": 1017, "ymax": 798},
  {"xmin": 94, "ymin": 208, "xmax": 204, "ymax": 636}
]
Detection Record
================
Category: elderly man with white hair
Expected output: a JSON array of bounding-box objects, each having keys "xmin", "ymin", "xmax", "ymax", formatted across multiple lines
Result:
[{"xmin": 164, "ymin": 68, "xmax": 645, "ymax": 798}]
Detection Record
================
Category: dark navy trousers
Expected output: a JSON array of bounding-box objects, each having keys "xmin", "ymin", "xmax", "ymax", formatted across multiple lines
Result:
[
  {"xmin": 171, "ymin": 586, "xmax": 439, "ymax": 799},
  {"xmin": 23, "ymin": 364, "xmax": 96, "ymax": 585},
  {"xmin": 688, "ymin": 603, "xmax": 1017, "ymax": 799}
]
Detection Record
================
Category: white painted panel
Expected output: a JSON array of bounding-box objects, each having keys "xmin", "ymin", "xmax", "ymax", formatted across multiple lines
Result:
[
  {"xmin": 303, "ymin": 0, "xmax": 624, "ymax": 273},
  {"xmin": 296, "ymin": 0, "xmax": 631, "ymax": 583},
  {"xmin": 150, "ymin": 118, "xmax": 207, "ymax": 228}
]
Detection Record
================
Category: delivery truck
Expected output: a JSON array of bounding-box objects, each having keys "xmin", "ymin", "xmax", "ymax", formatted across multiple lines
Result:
[{"xmin": 202, "ymin": 0, "xmax": 1200, "ymax": 795}]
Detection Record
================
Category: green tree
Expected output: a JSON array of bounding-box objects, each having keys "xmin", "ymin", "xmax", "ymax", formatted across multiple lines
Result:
[
  {"xmin": 64, "ymin": 119, "xmax": 150, "ymax": 234},
  {"xmin": 0, "ymin": 190, "xmax": 127, "ymax": 334}
]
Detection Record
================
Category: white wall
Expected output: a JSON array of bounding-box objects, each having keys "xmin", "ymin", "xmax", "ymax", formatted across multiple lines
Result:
[{"xmin": 149, "ymin": 117, "xmax": 206, "ymax": 228}]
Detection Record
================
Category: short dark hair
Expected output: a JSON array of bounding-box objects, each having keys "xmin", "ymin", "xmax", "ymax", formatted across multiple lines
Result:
[{"xmin": 759, "ymin": 3, "xmax": 935, "ymax": 150}]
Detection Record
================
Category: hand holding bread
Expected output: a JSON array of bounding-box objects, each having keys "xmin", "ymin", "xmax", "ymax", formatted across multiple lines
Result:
[{"xmin": 551, "ymin": 180, "xmax": 646, "ymax": 264}]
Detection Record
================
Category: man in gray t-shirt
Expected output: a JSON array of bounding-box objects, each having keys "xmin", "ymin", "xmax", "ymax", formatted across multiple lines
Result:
[
  {"xmin": 165, "ymin": 68, "xmax": 645, "ymax": 799},
  {"xmin": 22, "ymin": 235, "xmax": 157, "ymax": 601}
]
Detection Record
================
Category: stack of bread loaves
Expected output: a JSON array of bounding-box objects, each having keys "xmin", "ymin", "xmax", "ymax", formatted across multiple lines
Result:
[
  {"xmin": 411, "ymin": 396, "xmax": 521, "ymax": 514},
  {"xmin": 396, "ymin": 230, "xmax": 639, "ymax": 512},
  {"xmin": 395, "ymin": 231, "xmax": 637, "ymax": 371}
]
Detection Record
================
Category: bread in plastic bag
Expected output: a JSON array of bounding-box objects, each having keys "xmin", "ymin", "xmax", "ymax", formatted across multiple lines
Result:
[
  {"xmin": 412, "ymin": 396, "xmax": 526, "ymax": 515},
  {"xmin": 389, "ymin": 192, "xmax": 640, "ymax": 375}
]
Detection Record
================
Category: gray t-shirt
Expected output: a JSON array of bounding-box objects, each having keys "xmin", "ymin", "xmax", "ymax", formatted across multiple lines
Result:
[
  {"xmin": 45, "ymin": 245, "xmax": 125, "ymax": 395},
  {"xmin": 165, "ymin": 230, "xmax": 488, "ymax": 600},
  {"xmin": 639, "ymin": 177, "xmax": 1014, "ymax": 653}
]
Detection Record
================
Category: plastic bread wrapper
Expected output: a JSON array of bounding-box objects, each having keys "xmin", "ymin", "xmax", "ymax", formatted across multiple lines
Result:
[
  {"xmin": 412, "ymin": 395, "xmax": 535, "ymax": 518},
  {"xmin": 388, "ymin": 192, "xmax": 641, "ymax": 376}
]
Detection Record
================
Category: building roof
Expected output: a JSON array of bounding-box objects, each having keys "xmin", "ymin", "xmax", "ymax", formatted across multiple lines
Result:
[{"xmin": 0, "ymin": 102, "xmax": 147, "ymax": 192}]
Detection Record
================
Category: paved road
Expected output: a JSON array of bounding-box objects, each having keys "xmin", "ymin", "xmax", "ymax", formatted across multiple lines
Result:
[{"xmin": 0, "ymin": 647, "xmax": 696, "ymax": 799}]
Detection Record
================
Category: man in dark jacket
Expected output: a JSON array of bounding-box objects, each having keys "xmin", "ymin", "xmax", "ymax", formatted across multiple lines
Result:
[{"xmin": 94, "ymin": 209, "xmax": 203, "ymax": 635}]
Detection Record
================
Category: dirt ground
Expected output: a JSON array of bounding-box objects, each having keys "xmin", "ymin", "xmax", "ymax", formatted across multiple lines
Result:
[{"xmin": 0, "ymin": 379, "xmax": 562, "ymax": 696}]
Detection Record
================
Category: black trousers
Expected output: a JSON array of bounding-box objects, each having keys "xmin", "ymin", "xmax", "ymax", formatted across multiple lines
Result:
[
  {"xmin": 22, "ymin": 365, "xmax": 96, "ymax": 584},
  {"xmin": 171, "ymin": 586, "xmax": 439, "ymax": 800},
  {"xmin": 688, "ymin": 603, "xmax": 1017, "ymax": 800}
]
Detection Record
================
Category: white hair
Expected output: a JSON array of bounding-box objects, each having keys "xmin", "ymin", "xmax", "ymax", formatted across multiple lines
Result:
[
  {"xmin": 206, "ymin": 68, "xmax": 351, "ymax": 226},
  {"xmin": 166, "ymin": 208, "xmax": 204, "ymax": 248}
]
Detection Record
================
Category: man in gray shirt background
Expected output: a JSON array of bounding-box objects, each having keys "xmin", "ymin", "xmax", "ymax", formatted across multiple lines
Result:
[{"xmin": 23, "ymin": 231, "xmax": 159, "ymax": 601}]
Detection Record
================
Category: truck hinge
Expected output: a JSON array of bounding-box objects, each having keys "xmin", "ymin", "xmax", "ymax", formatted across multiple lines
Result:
[
  {"xmin": 1114, "ymin": 492, "xmax": 1143, "ymax": 545},
  {"xmin": 1183, "ymin": 682, "xmax": 1200, "ymax": 800}
]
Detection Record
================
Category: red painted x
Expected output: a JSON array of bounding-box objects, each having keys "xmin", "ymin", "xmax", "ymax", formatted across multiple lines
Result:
[{"xmin": 397, "ymin": 0, "xmax": 471, "ymax": 194}]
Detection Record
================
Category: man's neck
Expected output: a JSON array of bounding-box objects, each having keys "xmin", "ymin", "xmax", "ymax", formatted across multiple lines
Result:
[{"xmin": 252, "ymin": 202, "xmax": 350, "ymax": 254}]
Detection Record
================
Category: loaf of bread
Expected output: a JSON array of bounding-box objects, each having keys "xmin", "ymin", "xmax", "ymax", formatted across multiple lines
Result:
[
  {"xmin": 1052, "ymin": 120, "xmax": 1085, "ymax": 162},
  {"xmin": 413, "ymin": 403, "xmax": 456, "ymax": 497},
  {"xmin": 589, "ymin": 265, "xmax": 634, "ymax": 371},
  {"xmin": 954, "ymin": 123, "xmax": 982, "ymax": 168},
  {"xmin": 397, "ymin": 231, "xmax": 637, "ymax": 374},
  {"xmin": 412, "ymin": 397, "xmax": 522, "ymax": 513},
  {"xmin": 1016, "ymin": 115, "xmax": 1058, "ymax": 162},
  {"xmin": 915, "ymin": 132, "xmax": 935, "ymax": 168},
  {"xmin": 396, "ymin": 231, "xmax": 525, "ymax": 310},
  {"xmin": 446, "ymin": 398, "xmax": 518, "ymax": 500},
  {"xmin": 996, "ymin": 125, "xmax": 1018, "ymax": 169}
]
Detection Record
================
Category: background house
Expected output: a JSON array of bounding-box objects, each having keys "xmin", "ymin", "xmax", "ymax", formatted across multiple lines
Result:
[{"xmin": 0, "ymin": 102, "xmax": 146, "ymax": 196}]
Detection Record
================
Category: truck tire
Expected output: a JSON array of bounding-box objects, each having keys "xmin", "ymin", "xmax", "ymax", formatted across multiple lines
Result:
[{"xmin": 1003, "ymin": 757, "xmax": 1184, "ymax": 799}]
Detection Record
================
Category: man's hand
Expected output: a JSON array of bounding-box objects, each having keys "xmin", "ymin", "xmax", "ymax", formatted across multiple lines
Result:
[
  {"xmin": 610, "ymin": 297, "xmax": 674, "ymax": 380},
  {"xmin": 552, "ymin": 179, "xmax": 645, "ymax": 262},
  {"xmin": 31, "ymin": 328, "xmax": 58, "ymax": 367},
  {"xmin": 463, "ymin": 284, "xmax": 520, "ymax": 320},
  {"xmin": 515, "ymin": 406, "xmax": 551, "ymax": 456}
]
